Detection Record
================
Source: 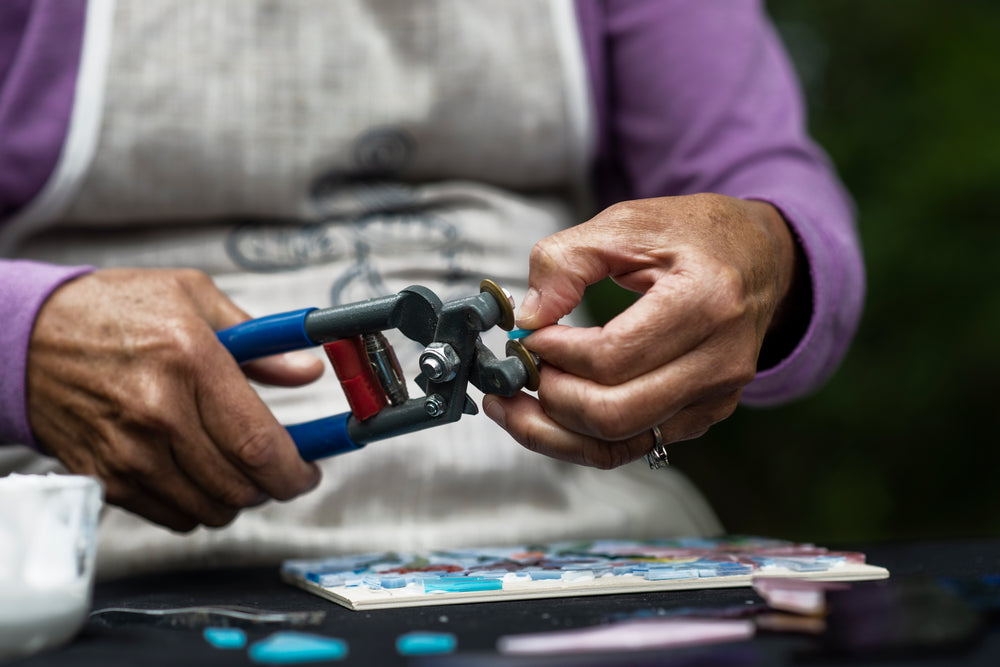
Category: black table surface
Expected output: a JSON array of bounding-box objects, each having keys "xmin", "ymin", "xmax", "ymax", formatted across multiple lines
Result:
[{"xmin": 9, "ymin": 538, "xmax": 1000, "ymax": 667}]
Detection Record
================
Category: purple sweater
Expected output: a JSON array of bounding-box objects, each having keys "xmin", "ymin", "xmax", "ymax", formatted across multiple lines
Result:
[{"xmin": 0, "ymin": 0, "xmax": 863, "ymax": 446}]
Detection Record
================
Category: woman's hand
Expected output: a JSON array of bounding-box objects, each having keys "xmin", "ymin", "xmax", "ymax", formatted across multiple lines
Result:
[
  {"xmin": 483, "ymin": 193, "xmax": 797, "ymax": 468},
  {"xmin": 27, "ymin": 268, "xmax": 324, "ymax": 531}
]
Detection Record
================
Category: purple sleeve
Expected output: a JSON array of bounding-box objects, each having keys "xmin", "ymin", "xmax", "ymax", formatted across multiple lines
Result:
[
  {"xmin": 0, "ymin": 0, "xmax": 87, "ymax": 219},
  {"xmin": 576, "ymin": 0, "xmax": 864, "ymax": 405},
  {"xmin": 1, "ymin": 1, "xmax": 88, "ymax": 446},
  {"xmin": 1, "ymin": 261, "xmax": 93, "ymax": 446}
]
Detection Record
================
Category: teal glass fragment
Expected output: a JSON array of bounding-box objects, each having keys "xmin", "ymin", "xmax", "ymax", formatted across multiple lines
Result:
[
  {"xmin": 395, "ymin": 631, "xmax": 457, "ymax": 656},
  {"xmin": 203, "ymin": 627, "xmax": 247, "ymax": 650},
  {"xmin": 248, "ymin": 632, "xmax": 348, "ymax": 663},
  {"xmin": 423, "ymin": 577, "xmax": 503, "ymax": 593}
]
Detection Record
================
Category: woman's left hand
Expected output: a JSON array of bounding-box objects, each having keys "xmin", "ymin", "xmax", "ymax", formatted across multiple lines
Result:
[{"xmin": 483, "ymin": 193, "xmax": 797, "ymax": 468}]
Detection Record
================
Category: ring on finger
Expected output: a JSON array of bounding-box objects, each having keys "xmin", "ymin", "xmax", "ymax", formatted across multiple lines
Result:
[{"xmin": 644, "ymin": 425, "xmax": 669, "ymax": 470}]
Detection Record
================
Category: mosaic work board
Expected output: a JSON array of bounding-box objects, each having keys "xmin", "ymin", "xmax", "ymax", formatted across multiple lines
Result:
[{"xmin": 281, "ymin": 537, "xmax": 890, "ymax": 611}]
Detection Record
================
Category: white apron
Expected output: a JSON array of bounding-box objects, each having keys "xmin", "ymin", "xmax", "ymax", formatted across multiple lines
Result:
[{"xmin": 10, "ymin": 0, "xmax": 721, "ymax": 578}]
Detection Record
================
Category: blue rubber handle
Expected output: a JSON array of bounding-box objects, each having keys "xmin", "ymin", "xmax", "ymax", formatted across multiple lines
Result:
[
  {"xmin": 217, "ymin": 308, "xmax": 363, "ymax": 460},
  {"xmin": 217, "ymin": 308, "xmax": 316, "ymax": 363},
  {"xmin": 287, "ymin": 413, "xmax": 362, "ymax": 461}
]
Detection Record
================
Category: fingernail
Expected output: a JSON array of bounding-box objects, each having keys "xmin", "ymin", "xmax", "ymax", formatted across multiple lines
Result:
[
  {"xmin": 282, "ymin": 350, "xmax": 320, "ymax": 370},
  {"xmin": 516, "ymin": 288, "xmax": 540, "ymax": 326},
  {"xmin": 483, "ymin": 397, "xmax": 506, "ymax": 428}
]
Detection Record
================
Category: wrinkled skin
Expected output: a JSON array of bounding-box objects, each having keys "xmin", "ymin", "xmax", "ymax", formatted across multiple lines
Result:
[
  {"xmin": 25, "ymin": 192, "xmax": 795, "ymax": 530},
  {"xmin": 27, "ymin": 268, "xmax": 324, "ymax": 532},
  {"xmin": 482, "ymin": 193, "xmax": 798, "ymax": 469}
]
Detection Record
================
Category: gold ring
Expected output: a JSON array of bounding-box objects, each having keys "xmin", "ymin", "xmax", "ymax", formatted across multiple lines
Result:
[{"xmin": 644, "ymin": 425, "xmax": 669, "ymax": 469}]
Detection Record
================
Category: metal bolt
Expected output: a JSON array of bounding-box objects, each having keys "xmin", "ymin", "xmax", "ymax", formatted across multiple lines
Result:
[
  {"xmin": 419, "ymin": 343, "xmax": 460, "ymax": 382},
  {"xmin": 424, "ymin": 394, "xmax": 447, "ymax": 417}
]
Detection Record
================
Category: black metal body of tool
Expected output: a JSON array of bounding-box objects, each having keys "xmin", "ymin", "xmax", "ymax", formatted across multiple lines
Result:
[{"xmin": 217, "ymin": 280, "xmax": 538, "ymax": 460}]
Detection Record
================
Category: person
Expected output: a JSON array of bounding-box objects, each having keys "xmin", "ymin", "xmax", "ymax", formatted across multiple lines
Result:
[{"xmin": 0, "ymin": 0, "xmax": 862, "ymax": 578}]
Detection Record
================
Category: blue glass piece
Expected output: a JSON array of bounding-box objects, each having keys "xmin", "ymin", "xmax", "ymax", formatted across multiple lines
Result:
[
  {"xmin": 423, "ymin": 577, "xmax": 503, "ymax": 593},
  {"xmin": 769, "ymin": 558, "xmax": 831, "ymax": 572},
  {"xmin": 815, "ymin": 556, "xmax": 846, "ymax": 567},
  {"xmin": 645, "ymin": 567, "xmax": 701, "ymax": 581},
  {"xmin": 203, "ymin": 627, "xmax": 247, "ymax": 650},
  {"xmin": 380, "ymin": 575, "xmax": 407, "ymax": 589},
  {"xmin": 507, "ymin": 328, "xmax": 534, "ymax": 340},
  {"xmin": 473, "ymin": 570, "xmax": 509, "ymax": 580},
  {"xmin": 675, "ymin": 538, "xmax": 719, "ymax": 549},
  {"xmin": 317, "ymin": 573, "xmax": 347, "ymax": 587},
  {"xmin": 395, "ymin": 631, "xmax": 458, "ymax": 656},
  {"xmin": 526, "ymin": 569, "xmax": 563, "ymax": 580},
  {"xmin": 249, "ymin": 632, "xmax": 348, "ymax": 664}
]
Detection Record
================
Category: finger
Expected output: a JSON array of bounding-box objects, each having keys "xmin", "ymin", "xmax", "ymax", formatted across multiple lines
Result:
[
  {"xmin": 173, "ymin": 270, "xmax": 326, "ymax": 386},
  {"xmin": 516, "ymin": 227, "xmax": 610, "ymax": 329},
  {"xmin": 532, "ymin": 364, "xmax": 683, "ymax": 441},
  {"xmin": 523, "ymin": 264, "xmax": 744, "ymax": 386},
  {"xmin": 240, "ymin": 350, "xmax": 325, "ymax": 387},
  {"xmin": 73, "ymin": 430, "xmax": 261, "ymax": 532},
  {"xmin": 524, "ymin": 297, "xmax": 708, "ymax": 388},
  {"xmin": 167, "ymin": 421, "xmax": 270, "ymax": 511},
  {"xmin": 92, "ymin": 435, "xmax": 242, "ymax": 530},
  {"xmin": 195, "ymin": 350, "xmax": 321, "ymax": 501},
  {"xmin": 172, "ymin": 272, "xmax": 322, "ymax": 499},
  {"xmin": 175, "ymin": 269, "xmax": 255, "ymax": 330},
  {"xmin": 43, "ymin": 437, "xmax": 204, "ymax": 532},
  {"xmin": 653, "ymin": 394, "xmax": 741, "ymax": 445},
  {"xmin": 112, "ymin": 486, "xmax": 201, "ymax": 533},
  {"xmin": 137, "ymin": 468, "xmax": 241, "ymax": 529},
  {"xmin": 483, "ymin": 393, "xmax": 652, "ymax": 469},
  {"xmin": 532, "ymin": 346, "xmax": 749, "ymax": 441}
]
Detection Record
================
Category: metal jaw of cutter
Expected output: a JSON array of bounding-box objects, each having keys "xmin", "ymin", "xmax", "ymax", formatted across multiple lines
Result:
[{"xmin": 217, "ymin": 280, "xmax": 539, "ymax": 461}]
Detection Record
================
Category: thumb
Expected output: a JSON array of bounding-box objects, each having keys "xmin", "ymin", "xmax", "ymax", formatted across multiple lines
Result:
[
  {"xmin": 516, "ymin": 227, "xmax": 609, "ymax": 329},
  {"xmin": 181, "ymin": 271, "xmax": 325, "ymax": 387}
]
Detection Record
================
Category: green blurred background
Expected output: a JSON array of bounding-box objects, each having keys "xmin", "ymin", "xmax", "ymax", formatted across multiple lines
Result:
[{"xmin": 590, "ymin": 1, "xmax": 1000, "ymax": 543}]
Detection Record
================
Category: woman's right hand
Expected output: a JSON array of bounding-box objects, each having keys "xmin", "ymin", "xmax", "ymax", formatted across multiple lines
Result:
[{"xmin": 27, "ymin": 267, "xmax": 324, "ymax": 531}]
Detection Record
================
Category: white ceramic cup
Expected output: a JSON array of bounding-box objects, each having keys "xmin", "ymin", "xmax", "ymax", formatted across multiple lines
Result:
[{"xmin": 0, "ymin": 474, "xmax": 103, "ymax": 660}]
